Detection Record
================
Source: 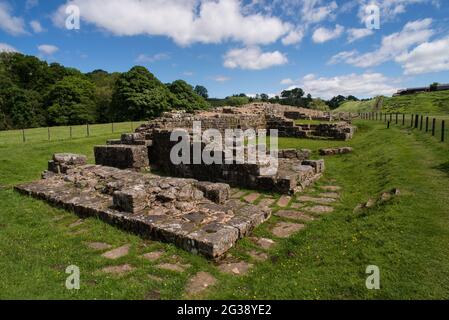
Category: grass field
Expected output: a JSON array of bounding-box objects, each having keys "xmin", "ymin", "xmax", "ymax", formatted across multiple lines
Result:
[
  {"xmin": 1, "ymin": 120, "xmax": 449, "ymax": 299},
  {"xmin": 0, "ymin": 122, "xmax": 145, "ymax": 146},
  {"xmin": 338, "ymin": 91, "xmax": 449, "ymax": 115}
]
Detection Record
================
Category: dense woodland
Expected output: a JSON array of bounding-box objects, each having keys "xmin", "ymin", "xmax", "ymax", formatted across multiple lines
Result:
[{"xmin": 0, "ymin": 52, "xmax": 358, "ymax": 130}]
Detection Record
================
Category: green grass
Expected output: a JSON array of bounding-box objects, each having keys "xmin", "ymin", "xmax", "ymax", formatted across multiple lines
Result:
[
  {"xmin": 0, "ymin": 121, "xmax": 145, "ymax": 146},
  {"xmin": 1, "ymin": 120, "xmax": 449, "ymax": 299},
  {"xmin": 337, "ymin": 91, "xmax": 449, "ymax": 115}
]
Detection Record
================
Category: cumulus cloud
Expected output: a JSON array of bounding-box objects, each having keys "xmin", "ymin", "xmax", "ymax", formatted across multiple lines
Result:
[
  {"xmin": 0, "ymin": 43, "xmax": 18, "ymax": 53},
  {"xmin": 282, "ymin": 28, "xmax": 304, "ymax": 46},
  {"xmin": 286, "ymin": 73, "xmax": 398, "ymax": 99},
  {"xmin": 223, "ymin": 46, "xmax": 288, "ymax": 70},
  {"xmin": 302, "ymin": 0, "xmax": 338, "ymax": 25},
  {"xmin": 30, "ymin": 20, "xmax": 44, "ymax": 33},
  {"xmin": 347, "ymin": 28, "xmax": 373, "ymax": 43},
  {"xmin": 396, "ymin": 37, "xmax": 449, "ymax": 75},
  {"xmin": 53, "ymin": 0, "xmax": 292, "ymax": 47},
  {"xmin": 330, "ymin": 18, "xmax": 433, "ymax": 68},
  {"xmin": 38, "ymin": 44, "xmax": 59, "ymax": 56},
  {"xmin": 312, "ymin": 24, "xmax": 344, "ymax": 43},
  {"xmin": 0, "ymin": 2, "xmax": 27, "ymax": 35},
  {"xmin": 280, "ymin": 78, "xmax": 294, "ymax": 85},
  {"xmin": 136, "ymin": 53, "xmax": 170, "ymax": 63}
]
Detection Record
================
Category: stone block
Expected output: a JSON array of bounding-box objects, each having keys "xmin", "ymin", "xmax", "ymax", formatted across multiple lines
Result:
[{"xmin": 94, "ymin": 145, "xmax": 149, "ymax": 169}]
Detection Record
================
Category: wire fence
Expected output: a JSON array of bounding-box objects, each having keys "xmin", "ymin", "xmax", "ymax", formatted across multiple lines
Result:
[
  {"xmin": 0, "ymin": 121, "xmax": 146, "ymax": 145},
  {"xmin": 358, "ymin": 112, "xmax": 449, "ymax": 144}
]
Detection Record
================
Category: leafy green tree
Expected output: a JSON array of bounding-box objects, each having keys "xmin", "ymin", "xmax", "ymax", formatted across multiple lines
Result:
[
  {"xmin": 87, "ymin": 70, "xmax": 120, "ymax": 122},
  {"xmin": 226, "ymin": 95, "xmax": 249, "ymax": 106},
  {"xmin": 45, "ymin": 76, "xmax": 96, "ymax": 125},
  {"xmin": 168, "ymin": 80, "xmax": 209, "ymax": 112},
  {"xmin": 112, "ymin": 66, "xmax": 175, "ymax": 121},
  {"xmin": 194, "ymin": 85, "xmax": 209, "ymax": 99}
]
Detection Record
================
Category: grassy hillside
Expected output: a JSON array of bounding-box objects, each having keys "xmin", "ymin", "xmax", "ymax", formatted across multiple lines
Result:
[
  {"xmin": 337, "ymin": 90, "xmax": 449, "ymax": 115},
  {"xmin": 1, "ymin": 120, "xmax": 449, "ymax": 299}
]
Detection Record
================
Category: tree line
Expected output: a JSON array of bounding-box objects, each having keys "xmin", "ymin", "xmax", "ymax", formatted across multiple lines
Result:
[
  {"xmin": 0, "ymin": 52, "xmax": 209, "ymax": 130},
  {"xmin": 0, "ymin": 52, "xmax": 361, "ymax": 130}
]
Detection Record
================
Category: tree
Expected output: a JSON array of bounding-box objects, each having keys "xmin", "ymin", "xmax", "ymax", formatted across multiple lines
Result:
[
  {"xmin": 111, "ymin": 66, "xmax": 175, "ymax": 121},
  {"xmin": 326, "ymin": 95, "xmax": 347, "ymax": 110},
  {"xmin": 430, "ymin": 82, "xmax": 439, "ymax": 91},
  {"xmin": 168, "ymin": 80, "xmax": 209, "ymax": 112},
  {"xmin": 260, "ymin": 93, "xmax": 269, "ymax": 102},
  {"xmin": 194, "ymin": 85, "xmax": 209, "ymax": 99},
  {"xmin": 45, "ymin": 76, "xmax": 96, "ymax": 125}
]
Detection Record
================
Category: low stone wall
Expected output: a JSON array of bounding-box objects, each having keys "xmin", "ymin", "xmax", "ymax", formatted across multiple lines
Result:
[{"xmin": 94, "ymin": 145, "xmax": 149, "ymax": 169}]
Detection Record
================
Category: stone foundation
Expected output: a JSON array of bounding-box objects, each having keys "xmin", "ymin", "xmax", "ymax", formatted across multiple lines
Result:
[{"xmin": 16, "ymin": 162, "xmax": 270, "ymax": 259}]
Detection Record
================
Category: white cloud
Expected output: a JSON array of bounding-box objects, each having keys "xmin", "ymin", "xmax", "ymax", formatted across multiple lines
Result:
[
  {"xmin": 30, "ymin": 20, "xmax": 44, "ymax": 33},
  {"xmin": 0, "ymin": 2, "xmax": 27, "ymax": 35},
  {"xmin": 0, "ymin": 43, "xmax": 18, "ymax": 53},
  {"xmin": 357, "ymin": 0, "xmax": 437, "ymax": 22},
  {"xmin": 213, "ymin": 76, "xmax": 231, "ymax": 82},
  {"xmin": 223, "ymin": 46, "xmax": 288, "ymax": 70},
  {"xmin": 396, "ymin": 37, "xmax": 449, "ymax": 75},
  {"xmin": 302, "ymin": 0, "xmax": 338, "ymax": 25},
  {"xmin": 330, "ymin": 18, "xmax": 433, "ymax": 68},
  {"xmin": 280, "ymin": 78, "xmax": 294, "ymax": 85},
  {"xmin": 136, "ymin": 53, "xmax": 170, "ymax": 63},
  {"xmin": 183, "ymin": 71, "xmax": 194, "ymax": 76},
  {"xmin": 347, "ymin": 28, "xmax": 373, "ymax": 43},
  {"xmin": 53, "ymin": 0, "xmax": 292, "ymax": 47},
  {"xmin": 287, "ymin": 73, "xmax": 398, "ymax": 99},
  {"xmin": 282, "ymin": 28, "xmax": 304, "ymax": 45},
  {"xmin": 312, "ymin": 24, "xmax": 344, "ymax": 43},
  {"xmin": 38, "ymin": 44, "xmax": 59, "ymax": 56}
]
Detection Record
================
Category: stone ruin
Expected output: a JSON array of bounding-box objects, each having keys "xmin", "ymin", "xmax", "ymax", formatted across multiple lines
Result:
[{"xmin": 15, "ymin": 104, "xmax": 356, "ymax": 259}]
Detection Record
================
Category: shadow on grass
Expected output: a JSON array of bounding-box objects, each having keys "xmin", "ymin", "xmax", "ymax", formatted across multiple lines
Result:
[{"xmin": 434, "ymin": 161, "xmax": 449, "ymax": 177}]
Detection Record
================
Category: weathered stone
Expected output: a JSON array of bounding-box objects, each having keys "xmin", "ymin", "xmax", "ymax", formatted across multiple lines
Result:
[
  {"xmin": 156, "ymin": 263, "xmax": 189, "ymax": 273},
  {"xmin": 319, "ymin": 147, "xmax": 353, "ymax": 156},
  {"xmin": 304, "ymin": 206, "xmax": 334, "ymax": 214},
  {"xmin": 291, "ymin": 202, "xmax": 305, "ymax": 209},
  {"xmin": 218, "ymin": 262, "xmax": 253, "ymax": 275},
  {"xmin": 101, "ymin": 245, "xmax": 130, "ymax": 260},
  {"xmin": 53, "ymin": 153, "xmax": 87, "ymax": 165},
  {"xmin": 243, "ymin": 193, "xmax": 260, "ymax": 204},
  {"xmin": 185, "ymin": 272, "xmax": 217, "ymax": 296},
  {"xmin": 94, "ymin": 145, "xmax": 149, "ymax": 169},
  {"xmin": 277, "ymin": 196, "xmax": 291, "ymax": 207},
  {"xmin": 297, "ymin": 196, "xmax": 336, "ymax": 204},
  {"xmin": 271, "ymin": 222, "xmax": 304, "ymax": 238},
  {"xmin": 275, "ymin": 210, "xmax": 315, "ymax": 221},
  {"xmin": 102, "ymin": 264, "xmax": 134, "ymax": 275},
  {"xmin": 248, "ymin": 250, "xmax": 268, "ymax": 262},
  {"xmin": 68, "ymin": 219, "xmax": 84, "ymax": 228},
  {"xmin": 321, "ymin": 186, "xmax": 342, "ymax": 192},
  {"xmin": 319, "ymin": 192, "xmax": 340, "ymax": 199},
  {"xmin": 142, "ymin": 251, "xmax": 164, "ymax": 261},
  {"xmin": 251, "ymin": 237, "xmax": 275, "ymax": 249},
  {"xmin": 258, "ymin": 198, "xmax": 276, "ymax": 207},
  {"xmin": 86, "ymin": 242, "xmax": 112, "ymax": 251}
]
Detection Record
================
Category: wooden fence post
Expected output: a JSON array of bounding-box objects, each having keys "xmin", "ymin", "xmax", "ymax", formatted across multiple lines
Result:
[
  {"xmin": 420, "ymin": 115, "xmax": 423, "ymax": 130},
  {"xmin": 402, "ymin": 113, "xmax": 405, "ymax": 125},
  {"xmin": 415, "ymin": 115, "xmax": 419, "ymax": 128},
  {"xmin": 425, "ymin": 117, "xmax": 429, "ymax": 132},
  {"xmin": 395, "ymin": 113, "xmax": 398, "ymax": 125},
  {"xmin": 432, "ymin": 118, "xmax": 436, "ymax": 136},
  {"xmin": 387, "ymin": 121, "xmax": 390, "ymax": 129},
  {"xmin": 87, "ymin": 123, "xmax": 90, "ymax": 137},
  {"xmin": 442, "ymin": 120, "xmax": 446, "ymax": 142},
  {"xmin": 112, "ymin": 122, "xmax": 114, "ymax": 133},
  {"xmin": 47, "ymin": 127, "xmax": 50, "ymax": 141},
  {"xmin": 22, "ymin": 128, "xmax": 26, "ymax": 143},
  {"xmin": 70, "ymin": 126, "xmax": 72, "ymax": 139}
]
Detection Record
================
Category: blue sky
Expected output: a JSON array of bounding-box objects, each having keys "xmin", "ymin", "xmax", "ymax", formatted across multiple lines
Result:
[{"xmin": 1, "ymin": 0, "xmax": 449, "ymax": 99}]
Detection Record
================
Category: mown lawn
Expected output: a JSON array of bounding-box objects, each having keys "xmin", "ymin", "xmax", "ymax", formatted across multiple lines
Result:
[{"xmin": 1, "ymin": 120, "xmax": 449, "ymax": 299}]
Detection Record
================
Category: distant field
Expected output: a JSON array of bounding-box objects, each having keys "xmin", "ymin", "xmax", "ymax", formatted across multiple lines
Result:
[
  {"xmin": 0, "ymin": 122, "xmax": 146, "ymax": 146},
  {"xmin": 337, "ymin": 91, "xmax": 449, "ymax": 115}
]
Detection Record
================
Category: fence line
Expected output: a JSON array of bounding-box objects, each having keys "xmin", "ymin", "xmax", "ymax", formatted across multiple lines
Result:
[
  {"xmin": 358, "ymin": 112, "xmax": 448, "ymax": 143},
  {"xmin": 0, "ymin": 121, "xmax": 146, "ymax": 145}
]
